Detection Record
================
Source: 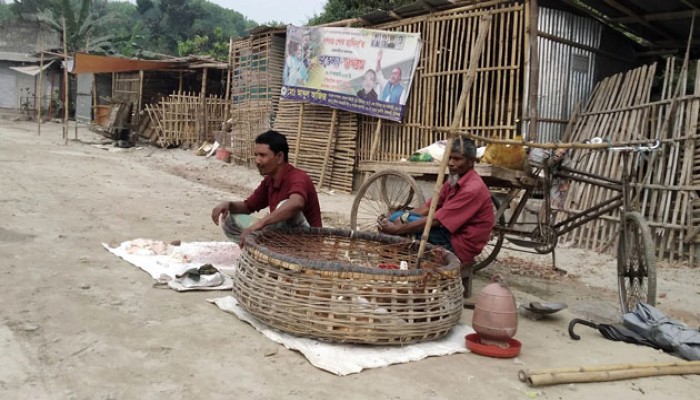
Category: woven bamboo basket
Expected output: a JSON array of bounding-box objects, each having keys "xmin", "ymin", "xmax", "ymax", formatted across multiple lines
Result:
[{"xmin": 232, "ymin": 227, "xmax": 464, "ymax": 345}]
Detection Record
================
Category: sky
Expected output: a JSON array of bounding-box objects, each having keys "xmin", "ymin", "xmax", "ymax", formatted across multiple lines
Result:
[{"xmin": 211, "ymin": 0, "xmax": 328, "ymax": 26}]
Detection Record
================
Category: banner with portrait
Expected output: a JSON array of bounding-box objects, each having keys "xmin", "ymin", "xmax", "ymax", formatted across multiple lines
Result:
[{"xmin": 281, "ymin": 25, "xmax": 422, "ymax": 122}]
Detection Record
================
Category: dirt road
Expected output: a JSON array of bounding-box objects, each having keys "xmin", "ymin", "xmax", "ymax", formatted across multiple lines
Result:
[{"xmin": 1, "ymin": 120, "xmax": 698, "ymax": 399}]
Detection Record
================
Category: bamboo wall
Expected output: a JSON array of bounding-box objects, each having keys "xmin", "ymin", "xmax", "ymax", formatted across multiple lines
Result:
[
  {"xmin": 558, "ymin": 58, "xmax": 700, "ymax": 265},
  {"xmin": 145, "ymin": 92, "xmax": 228, "ymax": 147},
  {"xmin": 357, "ymin": 1, "xmax": 525, "ymax": 162},
  {"xmin": 274, "ymin": 101, "xmax": 358, "ymax": 192},
  {"xmin": 228, "ymin": 33, "xmax": 285, "ymax": 166}
]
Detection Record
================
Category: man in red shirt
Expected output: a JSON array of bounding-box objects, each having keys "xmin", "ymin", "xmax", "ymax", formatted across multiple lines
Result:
[
  {"xmin": 378, "ymin": 138, "xmax": 494, "ymax": 294},
  {"xmin": 211, "ymin": 130, "xmax": 322, "ymax": 244}
]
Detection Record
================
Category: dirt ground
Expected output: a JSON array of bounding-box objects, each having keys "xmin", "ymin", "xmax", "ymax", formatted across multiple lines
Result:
[{"xmin": 1, "ymin": 119, "xmax": 699, "ymax": 399}]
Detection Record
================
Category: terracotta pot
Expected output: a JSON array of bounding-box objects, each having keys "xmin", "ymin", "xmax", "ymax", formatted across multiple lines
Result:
[
  {"xmin": 215, "ymin": 148, "xmax": 231, "ymax": 163},
  {"xmin": 472, "ymin": 276, "xmax": 518, "ymax": 345}
]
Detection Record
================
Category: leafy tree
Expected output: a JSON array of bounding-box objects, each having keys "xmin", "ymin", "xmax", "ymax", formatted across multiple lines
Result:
[
  {"xmin": 177, "ymin": 26, "xmax": 229, "ymax": 60},
  {"xmin": 308, "ymin": 0, "xmax": 414, "ymax": 25},
  {"xmin": 35, "ymin": 0, "xmax": 115, "ymax": 53},
  {"xmin": 0, "ymin": 1, "xmax": 13, "ymax": 23}
]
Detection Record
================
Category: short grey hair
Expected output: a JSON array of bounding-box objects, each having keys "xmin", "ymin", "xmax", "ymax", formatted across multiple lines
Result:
[{"xmin": 451, "ymin": 138, "xmax": 477, "ymax": 159}]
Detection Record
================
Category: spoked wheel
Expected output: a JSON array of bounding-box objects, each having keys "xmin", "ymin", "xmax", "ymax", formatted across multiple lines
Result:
[
  {"xmin": 350, "ymin": 170, "xmax": 426, "ymax": 231},
  {"xmin": 473, "ymin": 194, "xmax": 506, "ymax": 272},
  {"xmin": 617, "ymin": 212, "xmax": 656, "ymax": 314}
]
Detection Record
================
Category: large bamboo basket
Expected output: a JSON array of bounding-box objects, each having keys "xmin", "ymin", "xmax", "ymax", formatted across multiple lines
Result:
[{"xmin": 232, "ymin": 227, "xmax": 464, "ymax": 345}]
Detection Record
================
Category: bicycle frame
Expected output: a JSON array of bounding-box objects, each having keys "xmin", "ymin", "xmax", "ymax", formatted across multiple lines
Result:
[{"xmin": 493, "ymin": 147, "xmax": 642, "ymax": 246}]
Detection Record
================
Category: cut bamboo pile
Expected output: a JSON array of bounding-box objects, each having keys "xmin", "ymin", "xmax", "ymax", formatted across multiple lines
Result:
[
  {"xmin": 558, "ymin": 58, "xmax": 700, "ymax": 265},
  {"xmin": 228, "ymin": 32, "xmax": 285, "ymax": 166},
  {"xmin": 357, "ymin": 2, "xmax": 525, "ymax": 162},
  {"xmin": 143, "ymin": 93, "xmax": 227, "ymax": 148},
  {"xmin": 519, "ymin": 361, "xmax": 700, "ymax": 387},
  {"xmin": 274, "ymin": 100, "xmax": 357, "ymax": 193}
]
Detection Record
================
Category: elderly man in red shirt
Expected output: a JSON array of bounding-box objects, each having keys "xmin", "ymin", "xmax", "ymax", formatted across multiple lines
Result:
[
  {"xmin": 378, "ymin": 138, "xmax": 494, "ymax": 296},
  {"xmin": 211, "ymin": 130, "xmax": 322, "ymax": 244}
]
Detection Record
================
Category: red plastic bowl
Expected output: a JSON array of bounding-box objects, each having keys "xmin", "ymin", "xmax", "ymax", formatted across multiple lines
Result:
[{"xmin": 465, "ymin": 333, "xmax": 521, "ymax": 358}]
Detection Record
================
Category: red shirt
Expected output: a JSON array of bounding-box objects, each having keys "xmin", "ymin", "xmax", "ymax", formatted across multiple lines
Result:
[
  {"xmin": 430, "ymin": 169, "xmax": 494, "ymax": 264},
  {"xmin": 244, "ymin": 164, "xmax": 323, "ymax": 227}
]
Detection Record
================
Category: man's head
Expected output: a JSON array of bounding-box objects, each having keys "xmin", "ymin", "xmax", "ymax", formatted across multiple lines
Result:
[
  {"xmin": 390, "ymin": 67, "xmax": 402, "ymax": 85},
  {"xmin": 448, "ymin": 138, "xmax": 477, "ymax": 177},
  {"xmin": 362, "ymin": 69, "xmax": 377, "ymax": 92},
  {"xmin": 254, "ymin": 130, "xmax": 289, "ymax": 176}
]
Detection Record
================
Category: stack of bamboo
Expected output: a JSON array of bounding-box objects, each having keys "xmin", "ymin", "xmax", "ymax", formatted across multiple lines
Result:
[
  {"xmin": 228, "ymin": 33, "xmax": 285, "ymax": 166},
  {"xmin": 144, "ymin": 93, "xmax": 227, "ymax": 148},
  {"xmin": 558, "ymin": 58, "xmax": 700, "ymax": 265},
  {"xmin": 274, "ymin": 100, "xmax": 357, "ymax": 193}
]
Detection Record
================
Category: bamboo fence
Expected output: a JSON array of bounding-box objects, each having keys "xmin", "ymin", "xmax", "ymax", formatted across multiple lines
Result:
[
  {"xmin": 228, "ymin": 32, "xmax": 285, "ymax": 166},
  {"xmin": 357, "ymin": 1, "xmax": 525, "ymax": 162},
  {"xmin": 557, "ymin": 58, "xmax": 700, "ymax": 265},
  {"xmin": 274, "ymin": 100, "xmax": 358, "ymax": 193},
  {"xmin": 144, "ymin": 93, "xmax": 228, "ymax": 148}
]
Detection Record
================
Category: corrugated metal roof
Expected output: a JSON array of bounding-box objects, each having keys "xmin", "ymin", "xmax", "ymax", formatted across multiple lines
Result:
[{"xmin": 557, "ymin": 0, "xmax": 700, "ymax": 52}]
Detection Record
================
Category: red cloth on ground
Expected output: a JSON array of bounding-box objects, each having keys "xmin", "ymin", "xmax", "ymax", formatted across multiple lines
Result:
[
  {"xmin": 430, "ymin": 169, "xmax": 494, "ymax": 264},
  {"xmin": 244, "ymin": 164, "xmax": 323, "ymax": 227}
]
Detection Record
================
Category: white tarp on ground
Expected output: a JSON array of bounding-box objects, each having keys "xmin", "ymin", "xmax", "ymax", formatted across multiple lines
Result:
[
  {"xmin": 104, "ymin": 239, "xmax": 473, "ymax": 375},
  {"xmin": 103, "ymin": 239, "xmax": 239, "ymax": 291}
]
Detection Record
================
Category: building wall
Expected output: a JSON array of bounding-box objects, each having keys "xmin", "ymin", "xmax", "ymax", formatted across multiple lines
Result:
[{"xmin": 0, "ymin": 20, "xmax": 61, "ymax": 53}]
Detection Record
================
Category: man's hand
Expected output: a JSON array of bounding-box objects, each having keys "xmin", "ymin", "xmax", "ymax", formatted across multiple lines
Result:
[
  {"xmin": 240, "ymin": 221, "xmax": 265, "ymax": 247},
  {"xmin": 211, "ymin": 201, "xmax": 231, "ymax": 225},
  {"xmin": 377, "ymin": 217, "xmax": 401, "ymax": 235}
]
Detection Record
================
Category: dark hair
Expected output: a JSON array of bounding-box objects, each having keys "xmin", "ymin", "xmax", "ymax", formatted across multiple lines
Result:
[
  {"xmin": 451, "ymin": 138, "xmax": 476, "ymax": 159},
  {"xmin": 256, "ymin": 130, "xmax": 289, "ymax": 161},
  {"xmin": 364, "ymin": 69, "xmax": 377, "ymax": 81}
]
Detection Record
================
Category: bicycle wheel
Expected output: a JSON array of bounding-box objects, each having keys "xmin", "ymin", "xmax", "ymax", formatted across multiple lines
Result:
[
  {"xmin": 350, "ymin": 170, "xmax": 426, "ymax": 231},
  {"xmin": 617, "ymin": 211, "xmax": 656, "ymax": 314},
  {"xmin": 473, "ymin": 194, "xmax": 505, "ymax": 272}
]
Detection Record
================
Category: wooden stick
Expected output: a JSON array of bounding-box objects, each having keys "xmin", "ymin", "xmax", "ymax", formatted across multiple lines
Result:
[
  {"xmin": 417, "ymin": 14, "xmax": 493, "ymax": 265},
  {"xmin": 37, "ymin": 45, "xmax": 44, "ymax": 136},
  {"xmin": 318, "ymin": 108, "xmax": 338, "ymax": 189},
  {"xmin": 527, "ymin": 0, "xmax": 539, "ymax": 142},
  {"xmin": 521, "ymin": 363, "xmax": 700, "ymax": 387},
  {"xmin": 62, "ymin": 17, "xmax": 69, "ymax": 143},
  {"xmin": 294, "ymin": 103, "xmax": 305, "ymax": 164},
  {"xmin": 364, "ymin": 118, "xmax": 383, "ymax": 184}
]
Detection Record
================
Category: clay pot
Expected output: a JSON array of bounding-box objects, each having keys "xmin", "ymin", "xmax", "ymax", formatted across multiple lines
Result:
[
  {"xmin": 215, "ymin": 148, "xmax": 231, "ymax": 163},
  {"xmin": 472, "ymin": 276, "xmax": 518, "ymax": 346}
]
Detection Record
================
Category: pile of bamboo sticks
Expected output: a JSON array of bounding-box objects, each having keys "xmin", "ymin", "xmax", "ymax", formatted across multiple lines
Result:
[
  {"xmin": 228, "ymin": 33, "xmax": 285, "ymax": 167},
  {"xmin": 558, "ymin": 58, "xmax": 700, "ymax": 265},
  {"xmin": 519, "ymin": 361, "xmax": 700, "ymax": 387},
  {"xmin": 274, "ymin": 100, "xmax": 357, "ymax": 193},
  {"xmin": 144, "ymin": 93, "xmax": 227, "ymax": 148}
]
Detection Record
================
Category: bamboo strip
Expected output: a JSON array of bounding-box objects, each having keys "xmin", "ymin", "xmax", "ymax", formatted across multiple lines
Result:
[{"xmin": 521, "ymin": 364, "xmax": 700, "ymax": 387}]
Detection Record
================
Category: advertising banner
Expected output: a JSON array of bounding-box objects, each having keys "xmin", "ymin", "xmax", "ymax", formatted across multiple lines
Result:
[{"xmin": 281, "ymin": 25, "xmax": 422, "ymax": 122}]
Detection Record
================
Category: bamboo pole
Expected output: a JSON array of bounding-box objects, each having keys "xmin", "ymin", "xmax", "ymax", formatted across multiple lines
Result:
[
  {"xmin": 318, "ymin": 108, "xmax": 338, "ymax": 189},
  {"xmin": 37, "ymin": 45, "xmax": 44, "ymax": 136},
  {"xmin": 225, "ymin": 37, "xmax": 233, "ymax": 119},
  {"xmin": 294, "ymin": 103, "xmax": 305, "ymax": 164},
  {"xmin": 417, "ymin": 14, "xmax": 493, "ymax": 265},
  {"xmin": 62, "ymin": 17, "xmax": 69, "ymax": 143},
  {"xmin": 519, "ymin": 361, "xmax": 700, "ymax": 387},
  {"xmin": 363, "ymin": 118, "xmax": 384, "ymax": 184},
  {"xmin": 527, "ymin": 0, "xmax": 539, "ymax": 142}
]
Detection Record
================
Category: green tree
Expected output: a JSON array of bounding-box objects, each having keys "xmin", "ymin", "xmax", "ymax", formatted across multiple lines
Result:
[
  {"xmin": 35, "ymin": 0, "xmax": 115, "ymax": 53},
  {"xmin": 0, "ymin": 1, "xmax": 13, "ymax": 23},
  {"xmin": 308, "ymin": 0, "xmax": 414, "ymax": 25}
]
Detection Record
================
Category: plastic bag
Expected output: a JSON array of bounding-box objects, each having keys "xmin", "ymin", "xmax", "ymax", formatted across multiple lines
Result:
[{"xmin": 481, "ymin": 135, "xmax": 526, "ymax": 170}]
